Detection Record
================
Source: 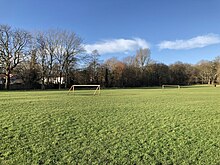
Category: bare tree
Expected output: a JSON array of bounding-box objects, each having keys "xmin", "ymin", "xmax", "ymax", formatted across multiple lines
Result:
[
  {"xmin": 0, "ymin": 25, "xmax": 31, "ymax": 90},
  {"xmin": 135, "ymin": 48, "xmax": 151, "ymax": 86},
  {"xmin": 86, "ymin": 50, "xmax": 101, "ymax": 83},
  {"xmin": 122, "ymin": 56, "xmax": 140, "ymax": 86},
  {"xmin": 45, "ymin": 30, "xmax": 59, "ymax": 85},
  {"xmin": 53, "ymin": 30, "xmax": 84, "ymax": 89},
  {"xmin": 14, "ymin": 49, "xmax": 41, "ymax": 89},
  {"xmin": 196, "ymin": 60, "xmax": 218, "ymax": 85},
  {"xmin": 35, "ymin": 32, "xmax": 48, "ymax": 89},
  {"xmin": 104, "ymin": 58, "xmax": 126, "ymax": 87},
  {"xmin": 214, "ymin": 56, "xmax": 220, "ymax": 84},
  {"xmin": 135, "ymin": 48, "xmax": 151, "ymax": 71}
]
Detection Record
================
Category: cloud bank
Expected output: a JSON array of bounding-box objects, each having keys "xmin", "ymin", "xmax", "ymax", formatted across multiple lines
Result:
[
  {"xmin": 158, "ymin": 34, "xmax": 220, "ymax": 50},
  {"xmin": 85, "ymin": 38, "xmax": 149, "ymax": 54}
]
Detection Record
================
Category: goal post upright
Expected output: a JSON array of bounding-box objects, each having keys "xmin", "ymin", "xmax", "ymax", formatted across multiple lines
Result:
[
  {"xmin": 68, "ymin": 85, "xmax": 74, "ymax": 94},
  {"xmin": 93, "ymin": 85, "xmax": 101, "ymax": 95}
]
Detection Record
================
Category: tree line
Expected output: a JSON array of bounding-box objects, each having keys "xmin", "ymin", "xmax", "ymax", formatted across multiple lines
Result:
[{"xmin": 0, "ymin": 24, "xmax": 220, "ymax": 90}]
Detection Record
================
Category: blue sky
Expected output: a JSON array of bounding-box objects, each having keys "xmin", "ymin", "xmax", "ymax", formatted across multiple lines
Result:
[{"xmin": 1, "ymin": 0, "xmax": 220, "ymax": 64}]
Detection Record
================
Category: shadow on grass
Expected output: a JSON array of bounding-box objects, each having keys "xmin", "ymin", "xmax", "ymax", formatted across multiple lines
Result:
[
  {"xmin": 180, "ymin": 85, "xmax": 217, "ymax": 89},
  {"xmin": 68, "ymin": 93, "xmax": 100, "ymax": 96}
]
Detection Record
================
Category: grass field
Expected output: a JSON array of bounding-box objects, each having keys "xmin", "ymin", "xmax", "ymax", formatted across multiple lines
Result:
[{"xmin": 1, "ymin": 86, "xmax": 220, "ymax": 164}]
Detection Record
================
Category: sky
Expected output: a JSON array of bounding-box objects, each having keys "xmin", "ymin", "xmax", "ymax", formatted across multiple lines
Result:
[{"xmin": 1, "ymin": 0, "xmax": 220, "ymax": 64}]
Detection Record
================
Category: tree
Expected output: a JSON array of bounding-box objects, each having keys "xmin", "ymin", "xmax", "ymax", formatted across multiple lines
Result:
[
  {"xmin": 86, "ymin": 50, "xmax": 101, "ymax": 84},
  {"xmin": 147, "ymin": 63, "xmax": 170, "ymax": 86},
  {"xmin": 188, "ymin": 65, "xmax": 200, "ymax": 85},
  {"xmin": 169, "ymin": 62, "xmax": 192, "ymax": 85},
  {"xmin": 123, "ymin": 56, "xmax": 140, "ymax": 87},
  {"xmin": 196, "ymin": 60, "xmax": 218, "ymax": 85},
  {"xmin": 135, "ymin": 48, "xmax": 151, "ymax": 71},
  {"xmin": 135, "ymin": 48, "xmax": 151, "ymax": 86},
  {"xmin": 15, "ymin": 49, "xmax": 41, "ymax": 89},
  {"xmin": 104, "ymin": 58, "xmax": 126, "ymax": 87},
  {"xmin": 45, "ymin": 30, "xmax": 59, "ymax": 86},
  {"xmin": 105, "ymin": 57, "xmax": 118, "ymax": 87},
  {"xmin": 214, "ymin": 56, "xmax": 220, "ymax": 84},
  {"xmin": 34, "ymin": 30, "xmax": 84, "ymax": 89},
  {"xmin": 0, "ymin": 25, "xmax": 31, "ymax": 90},
  {"xmin": 35, "ymin": 32, "xmax": 48, "ymax": 89},
  {"xmin": 54, "ymin": 30, "xmax": 84, "ymax": 89}
]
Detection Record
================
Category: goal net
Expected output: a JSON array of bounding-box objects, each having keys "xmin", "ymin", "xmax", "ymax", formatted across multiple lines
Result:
[
  {"xmin": 162, "ymin": 85, "xmax": 180, "ymax": 89},
  {"xmin": 68, "ymin": 85, "xmax": 101, "ymax": 95}
]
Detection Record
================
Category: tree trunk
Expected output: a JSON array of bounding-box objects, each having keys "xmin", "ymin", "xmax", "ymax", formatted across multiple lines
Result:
[
  {"xmin": 59, "ymin": 72, "xmax": 62, "ymax": 90},
  {"xmin": 65, "ymin": 73, "xmax": 68, "ymax": 89},
  {"xmin": 5, "ymin": 68, "xmax": 11, "ymax": 90},
  {"xmin": 41, "ymin": 76, "xmax": 45, "ymax": 90},
  {"xmin": 64, "ymin": 67, "xmax": 68, "ymax": 89},
  {"xmin": 5, "ymin": 74, "xmax": 10, "ymax": 90}
]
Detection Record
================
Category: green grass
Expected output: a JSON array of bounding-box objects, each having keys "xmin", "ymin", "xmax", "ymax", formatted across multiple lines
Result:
[{"xmin": 1, "ymin": 86, "xmax": 220, "ymax": 164}]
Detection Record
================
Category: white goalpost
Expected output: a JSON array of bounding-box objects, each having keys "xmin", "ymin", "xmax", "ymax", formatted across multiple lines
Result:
[
  {"xmin": 68, "ymin": 85, "xmax": 101, "ymax": 95},
  {"xmin": 162, "ymin": 85, "xmax": 180, "ymax": 89}
]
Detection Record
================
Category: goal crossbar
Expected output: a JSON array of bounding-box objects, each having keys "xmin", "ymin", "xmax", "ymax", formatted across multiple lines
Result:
[
  {"xmin": 162, "ymin": 85, "xmax": 180, "ymax": 89},
  {"xmin": 68, "ymin": 85, "xmax": 101, "ymax": 95}
]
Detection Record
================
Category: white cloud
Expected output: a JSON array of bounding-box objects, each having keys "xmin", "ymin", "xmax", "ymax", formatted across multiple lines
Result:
[
  {"xmin": 84, "ymin": 38, "xmax": 150, "ymax": 54},
  {"xmin": 158, "ymin": 34, "xmax": 220, "ymax": 50}
]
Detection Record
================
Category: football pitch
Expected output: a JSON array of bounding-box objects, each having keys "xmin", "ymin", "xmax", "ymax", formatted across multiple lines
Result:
[{"xmin": 0, "ymin": 86, "xmax": 220, "ymax": 164}]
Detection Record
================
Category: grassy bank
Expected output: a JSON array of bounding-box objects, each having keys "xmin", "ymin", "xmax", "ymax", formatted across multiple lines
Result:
[{"xmin": 0, "ymin": 86, "xmax": 220, "ymax": 164}]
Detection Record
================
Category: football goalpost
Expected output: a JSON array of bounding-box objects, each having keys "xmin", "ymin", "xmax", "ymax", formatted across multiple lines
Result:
[
  {"xmin": 68, "ymin": 85, "xmax": 101, "ymax": 95},
  {"xmin": 162, "ymin": 85, "xmax": 180, "ymax": 89}
]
